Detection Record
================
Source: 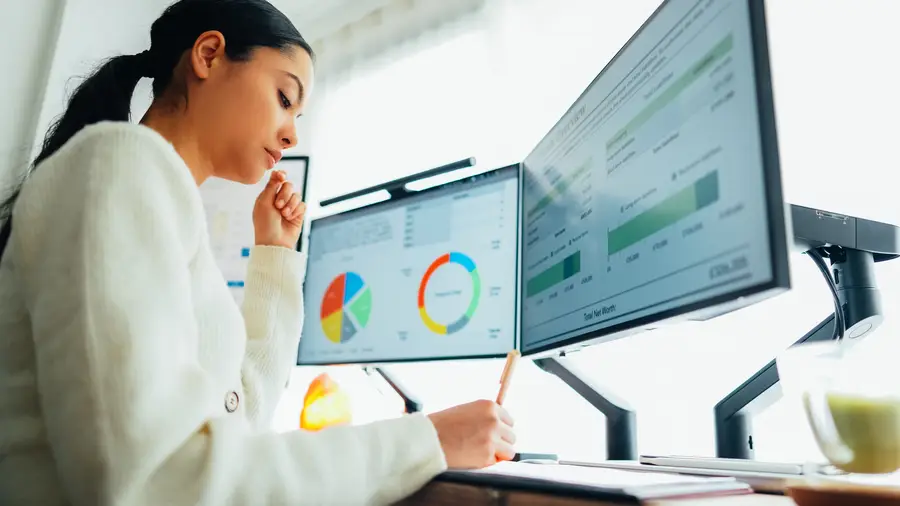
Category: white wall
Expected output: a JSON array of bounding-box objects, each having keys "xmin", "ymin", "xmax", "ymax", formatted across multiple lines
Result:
[
  {"xmin": 30, "ymin": 0, "xmax": 175, "ymax": 163},
  {"xmin": 0, "ymin": 0, "xmax": 166, "ymax": 188},
  {"xmin": 765, "ymin": 0, "xmax": 900, "ymax": 224},
  {"xmin": 0, "ymin": 0, "xmax": 64, "ymax": 190}
]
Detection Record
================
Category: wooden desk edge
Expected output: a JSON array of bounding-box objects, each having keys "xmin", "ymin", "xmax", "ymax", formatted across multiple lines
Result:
[{"xmin": 397, "ymin": 480, "xmax": 796, "ymax": 506}]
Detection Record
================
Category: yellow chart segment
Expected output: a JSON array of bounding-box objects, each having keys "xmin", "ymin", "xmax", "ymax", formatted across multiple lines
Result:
[
  {"xmin": 419, "ymin": 306, "xmax": 447, "ymax": 335},
  {"xmin": 322, "ymin": 310, "xmax": 344, "ymax": 343}
]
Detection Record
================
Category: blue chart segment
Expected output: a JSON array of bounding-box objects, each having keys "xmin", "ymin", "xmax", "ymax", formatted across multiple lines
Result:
[
  {"xmin": 450, "ymin": 252, "xmax": 477, "ymax": 272},
  {"xmin": 344, "ymin": 272, "xmax": 364, "ymax": 303}
]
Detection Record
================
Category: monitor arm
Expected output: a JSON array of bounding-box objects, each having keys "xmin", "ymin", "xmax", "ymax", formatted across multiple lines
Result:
[
  {"xmin": 533, "ymin": 356, "xmax": 637, "ymax": 460},
  {"xmin": 363, "ymin": 366, "xmax": 424, "ymax": 414},
  {"xmin": 714, "ymin": 204, "xmax": 900, "ymax": 459}
]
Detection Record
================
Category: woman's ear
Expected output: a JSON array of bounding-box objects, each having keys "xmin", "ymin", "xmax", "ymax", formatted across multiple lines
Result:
[{"xmin": 190, "ymin": 30, "xmax": 226, "ymax": 80}]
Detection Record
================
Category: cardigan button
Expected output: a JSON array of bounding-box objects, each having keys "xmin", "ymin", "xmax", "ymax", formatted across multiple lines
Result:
[{"xmin": 225, "ymin": 391, "xmax": 240, "ymax": 413}]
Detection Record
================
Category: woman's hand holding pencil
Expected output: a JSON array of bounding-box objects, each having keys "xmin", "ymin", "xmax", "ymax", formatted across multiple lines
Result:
[{"xmin": 426, "ymin": 350, "xmax": 520, "ymax": 469}]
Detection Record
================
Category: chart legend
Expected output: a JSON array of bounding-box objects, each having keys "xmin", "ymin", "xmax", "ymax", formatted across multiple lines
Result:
[{"xmin": 320, "ymin": 272, "xmax": 372, "ymax": 343}]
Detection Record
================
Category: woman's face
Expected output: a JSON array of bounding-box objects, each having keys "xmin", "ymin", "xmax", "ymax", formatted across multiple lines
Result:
[{"xmin": 189, "ymin": 37, "xmax": 314, "ymax": 185}]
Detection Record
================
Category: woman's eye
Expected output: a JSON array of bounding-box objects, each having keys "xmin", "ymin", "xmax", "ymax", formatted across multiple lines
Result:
[{"xmin": 279, "ymin": 91, "xmax": 291, "ymax": 109}]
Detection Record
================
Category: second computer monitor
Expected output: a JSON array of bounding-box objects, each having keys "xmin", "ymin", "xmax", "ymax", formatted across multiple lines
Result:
[
  {"xmin": 520, "ymin": 0, "xmax": 790, "ymax": 356},
  {"xmin": 298, "ymin": 165, "xmax": 520, "ymax": 365},
  {"xmin": 200, "ymin": 156, "xmax": 309, "ymax": 306}
]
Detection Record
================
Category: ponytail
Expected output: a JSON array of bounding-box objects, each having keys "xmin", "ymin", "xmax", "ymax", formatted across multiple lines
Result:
[
  {"xmin": 0, "ymin": 51, "xmax": 151, "ymax": 258},
  {"xmin": 35, "ymin": 52, "xmax": 151, "ymax": 168}
]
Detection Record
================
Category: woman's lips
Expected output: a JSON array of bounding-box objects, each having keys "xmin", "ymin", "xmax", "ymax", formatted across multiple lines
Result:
[{"xmin": 265, "ymin": 149, "xmax": 282, "ymax": 169}]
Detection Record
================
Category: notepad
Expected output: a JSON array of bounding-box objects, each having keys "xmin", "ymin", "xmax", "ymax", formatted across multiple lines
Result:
[{"xmin": 439, "ymin": 461, "xmax": 753, "ymax": 501}]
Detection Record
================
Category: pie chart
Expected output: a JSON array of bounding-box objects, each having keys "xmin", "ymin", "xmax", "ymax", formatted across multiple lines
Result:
[{"xmin": 320, "ymin": 272, "xmax": 372, "ymax": 344}]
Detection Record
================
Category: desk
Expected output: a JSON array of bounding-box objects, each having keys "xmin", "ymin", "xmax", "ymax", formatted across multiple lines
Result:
[{"xmin": 398, "ymin": 481, "xmax": 796, "ymax": 505}]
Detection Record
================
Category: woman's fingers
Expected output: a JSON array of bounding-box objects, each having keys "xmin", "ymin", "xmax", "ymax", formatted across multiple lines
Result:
[
  {"xmin": 290, "ymin": 201, "xmax": 307, "ymax": 222},
  {"xmin": 498, "ymin": 423, "xmax": 516, "ymax": 446},
  {"xmin": 276, "ymin": 181, "xmax": 294, "ymax": 209},
  {"xmin": 283, "ymin": 193, "xmax": 301, "ymax": 218},
  {"xmin": 494, "ymin": 404, "xmax": 514, "ymax": 427},
  {"xmin": 266, "ymin": 172, "xmax": 305, "ymax": 223},
  {"xmin": 493, "ymin": 438, "xmax": 516, "ymax": 463}
]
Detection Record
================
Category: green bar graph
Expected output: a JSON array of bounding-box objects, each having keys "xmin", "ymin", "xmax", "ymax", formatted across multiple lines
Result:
[
  {"xmin": 527, "ymin": 251, "xmax": 582, "ymax": 297},
  {"xmin": 527, "ymin": 160, "xmax": 592, "ymax": 219},
  {"xmin": 608, "ymin": 171, "xmax": 719, "ymax": 255},
  {"xmin": 607, "ymin": 34, "xmax": 734, "ymax": 151}
]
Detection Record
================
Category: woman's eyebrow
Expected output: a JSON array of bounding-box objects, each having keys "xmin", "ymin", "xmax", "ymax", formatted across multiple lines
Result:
[{"xmin": 282, "ymin": 71, "xmax": 305, "ymax": 104}]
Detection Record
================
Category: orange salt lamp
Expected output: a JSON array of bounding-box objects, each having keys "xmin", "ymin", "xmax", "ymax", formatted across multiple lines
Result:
[{"xmin": 300, "ymin": 372, "xmax": 353, "ymax": 431}]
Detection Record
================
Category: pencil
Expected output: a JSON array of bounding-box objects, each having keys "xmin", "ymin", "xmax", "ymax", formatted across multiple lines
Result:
[{"xmin": 495, "ymin": 350, "xmax": 520, "ymax": 405}]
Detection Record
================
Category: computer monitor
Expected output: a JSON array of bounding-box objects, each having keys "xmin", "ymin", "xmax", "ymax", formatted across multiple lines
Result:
[
  {"xmin": 200, "ymin": 156, "xmax": 310, "ymax": 306},
  {"xmin": 520, "ymin": 0, "xmax": 790, "ymax": 356},
  {"xmin": 298, "ymin": 164, "xmax": 520, "ymax": 365}
]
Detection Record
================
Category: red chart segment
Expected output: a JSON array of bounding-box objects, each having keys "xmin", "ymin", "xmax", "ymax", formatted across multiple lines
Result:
[{"xmin": 321, "ymin": 274, "xmax": 346, "ymax": 320}]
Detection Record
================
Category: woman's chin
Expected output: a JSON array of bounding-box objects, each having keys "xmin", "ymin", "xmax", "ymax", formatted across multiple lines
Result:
[
  {"xmin": 211, "ymin": 166, "xmax": 267, "ymax": 185},
  {"xmin": 240, "ymin": 169, "xmax": 268, "ymax": 185}
]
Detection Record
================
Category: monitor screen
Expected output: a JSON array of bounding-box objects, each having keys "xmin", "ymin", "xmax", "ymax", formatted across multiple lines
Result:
[
  {"xmin": 520, "ymin": 0, "xmax": 789, "ymax": 356},
  {"xmin": 200, "ymin": 156, "xmax": 309, "ymax": 306},
  {"xmin": 298, "ymin": 165, "xmax": 519, "ymax": 365}
]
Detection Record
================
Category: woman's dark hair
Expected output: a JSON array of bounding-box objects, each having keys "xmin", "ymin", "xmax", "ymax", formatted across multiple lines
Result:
[{"xmin": 0, "ymin": 0, "xmax": 313, "ymax": 257}]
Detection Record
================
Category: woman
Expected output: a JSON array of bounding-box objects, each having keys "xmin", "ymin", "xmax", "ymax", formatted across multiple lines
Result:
[{"xmin": 0, "ymin": 0, "xmax": 516, "ymax": 504}]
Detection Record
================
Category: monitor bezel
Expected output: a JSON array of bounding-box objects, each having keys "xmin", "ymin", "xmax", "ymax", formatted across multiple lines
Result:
[
  {"xmin": 519, "ymin": 0, "xmax": 791, "ymax": 357},
  {"xmin": 298, "ymin": 163, "xmax": 522, "ymax": 366},
  {"xmin": 281, "ymin": 155, "xmax": 311, "ymax": 253}
]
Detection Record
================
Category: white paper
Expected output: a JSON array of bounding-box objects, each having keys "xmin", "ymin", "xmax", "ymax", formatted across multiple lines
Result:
[{"xmin": 467, "ymin": 461, "xmax": 736, "ymax": 488}]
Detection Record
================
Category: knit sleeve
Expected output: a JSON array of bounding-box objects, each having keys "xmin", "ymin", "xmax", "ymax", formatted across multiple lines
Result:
[
  {"xmin": 239, "ymin": 244, "xmax": 306, "ymax": 430},
  {"xmin": 13, "ymin": 124, "xmax": 447, "ymax": 506}
]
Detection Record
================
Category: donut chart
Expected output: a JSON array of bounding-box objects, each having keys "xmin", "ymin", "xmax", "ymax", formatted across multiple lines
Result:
[
  {"xmin": 417, "ymin": 252, "xmax": 481, "ymax": 335},
  {"xmin": 321, "ymin": 272, "xmax": 372, "ymax": 344}
]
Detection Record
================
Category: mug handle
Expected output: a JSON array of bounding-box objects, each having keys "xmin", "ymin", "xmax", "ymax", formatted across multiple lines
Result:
[{"xmin": 802, "ymin": 391, "xmax": 854, "ymax": 468}]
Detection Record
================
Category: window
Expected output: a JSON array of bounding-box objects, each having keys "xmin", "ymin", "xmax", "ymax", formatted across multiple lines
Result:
[{"xmin": 304, "ymin": 19, "xmax": 501, "ymax": 213}]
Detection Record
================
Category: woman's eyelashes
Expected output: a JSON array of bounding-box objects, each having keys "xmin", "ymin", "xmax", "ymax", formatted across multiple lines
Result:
[{"xmin": 279, "ymin": 90, "xmax": 292, "ymax": 109}]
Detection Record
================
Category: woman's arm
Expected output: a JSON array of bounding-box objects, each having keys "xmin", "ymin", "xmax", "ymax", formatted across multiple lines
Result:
[
  {"xmin": 14, "ymin": 125, "xmax": 446, "ymax": 506},
  {"xmin": 239, "ymin": 244, "xmax": 305, "ymax": 430}
]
